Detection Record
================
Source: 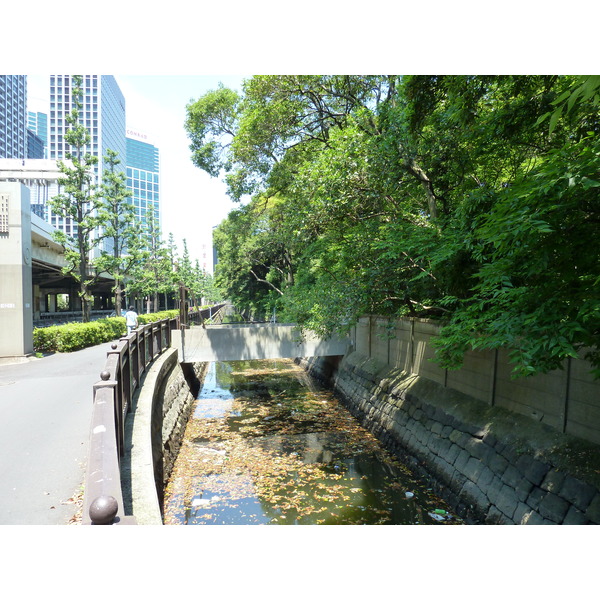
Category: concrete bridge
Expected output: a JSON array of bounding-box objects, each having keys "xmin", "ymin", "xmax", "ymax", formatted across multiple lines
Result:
[{"xmin": 172, "ymin": 323, "xmax": 351, "ymax": 363}]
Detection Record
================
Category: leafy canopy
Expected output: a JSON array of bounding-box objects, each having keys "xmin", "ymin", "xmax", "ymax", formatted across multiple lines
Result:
[{"xmin": 187, "ymin": 75, "xmax": 600, "ymax": 378}]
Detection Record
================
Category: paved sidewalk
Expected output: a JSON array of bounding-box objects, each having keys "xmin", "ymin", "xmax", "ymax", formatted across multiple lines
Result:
[{"xmin": 0, "ymin": 343, "xmax": 114, "ymax": 525}]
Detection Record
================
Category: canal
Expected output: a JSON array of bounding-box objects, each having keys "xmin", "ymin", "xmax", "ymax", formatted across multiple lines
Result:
[{"xmin": 163, "ymin": 359, "xmax": 463, "ymax": 525}]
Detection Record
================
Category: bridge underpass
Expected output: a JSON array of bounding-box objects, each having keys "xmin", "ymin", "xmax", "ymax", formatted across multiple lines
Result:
[
  {"xmin": 172, "ymin": 323, "xmax": 351, "ymax": 363},
  {"xmin": 1, "ymin": 181, "xmax": 116, "ymax": 358}
]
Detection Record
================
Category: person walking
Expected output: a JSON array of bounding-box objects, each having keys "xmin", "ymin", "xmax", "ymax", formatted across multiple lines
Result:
[{"xmin": 125, "ymin": 305, "xmax": 138, "ymax": 335}]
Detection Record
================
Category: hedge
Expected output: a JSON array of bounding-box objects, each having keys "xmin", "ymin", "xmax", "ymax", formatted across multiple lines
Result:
[{"xmin": 32, "ymin": 310, "xmax": 179, "ymax": 353}]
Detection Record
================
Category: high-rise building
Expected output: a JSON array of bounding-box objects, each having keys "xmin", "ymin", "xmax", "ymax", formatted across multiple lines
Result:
[
  {"xmin": 27, "ymin": 111, "xmax": 48, "ymax": 157},
  {"xmin": 0, "ymin": 76, "xmax": 27, "ymax": 159},
  {"xmin": 49, "ymin": 75, "xmax": 126, "ymax": 174},
  {"xmin": 126, "ymin": 130, "xmax": 160, "ymax": 228},
  {"xmin": 27, "ymin": 130, "xmax": 45, "ymax": 159},
  {"xmin": 48, "ymin": 75, "xmax": 126, "ymax": 252}
]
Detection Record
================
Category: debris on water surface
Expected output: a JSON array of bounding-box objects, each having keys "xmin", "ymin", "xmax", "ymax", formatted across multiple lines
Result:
[
  {"xmin": 164, "ymin": 359, "xmax": 463, "ymax": 526},
  {"xmin": 192, "ymin": 498, "xmax": 211, "ymax": 508},
  {"xmin": 428, "ymin": 512, "xmax": 446, "ymax": 521}
]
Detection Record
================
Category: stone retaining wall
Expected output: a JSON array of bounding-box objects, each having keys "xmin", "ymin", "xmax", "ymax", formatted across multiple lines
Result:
[
  {"xmin": 123, "ymin": 348, "xmax": 207, "ymax": 524},
  {"xmin": 153, "ymin": 352, "xmax": 208, "ymax": 492},
  {"xmin": 298, "ymin": 352, "xmax": 600, "ymax": 525}
]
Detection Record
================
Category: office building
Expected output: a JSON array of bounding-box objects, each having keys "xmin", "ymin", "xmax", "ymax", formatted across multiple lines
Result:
[
  {"xmin": 27, "ymin": 130, "xmax": 45, "ymax": 159},
  {"xmin": 126, "ymin": 130, "xmax": 160, "ymax": 228},
  {"xmin": 48, "ymin": 75, "xmax": 126, "ymax": 251},
  {"xmin": 27, "ymin": 111, "xmax": 48, "ymax": 157},
  {"xmin": 0, "ymin": 75, "xmax": 27, "ymax": 159},
  {"xmin": 49, "ymin": 75, "xmax": 126, "ymax": 173}
]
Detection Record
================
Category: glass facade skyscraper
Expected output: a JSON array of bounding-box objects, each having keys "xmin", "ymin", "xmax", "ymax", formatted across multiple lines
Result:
[
  {"xmin": 27, "ymin": 130, "xmax": 45, "ymax": 158},
  {"xmin": 27, "ymin": 111, "xmax": 48, "ymax": 157},
  {"xmin": 0, "ymin": 75, "xmax": 27, "ymax": 158},
  {"xmin": 48, "ymin": 75, "xmax": 126, "ymax": 250},
  {"xmin": 49, "ymin": 75, "xmax": 126, "ymax": 174},
  {"xmin": 126, "ymin": 133, "xmax": 160, "ymax": 227}
]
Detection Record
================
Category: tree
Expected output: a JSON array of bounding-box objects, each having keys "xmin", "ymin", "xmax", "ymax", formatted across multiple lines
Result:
[
  {"xmin": 433, "ymin": 133, "xmax": 600, "ymax": 377},
  {"xmin": 95, "ymin": 149, "xmax": 138, "ymax": 316},
  {"xmin": 187, "ymin": 75, "xmax": 600, "ymax": 377},
  {"xmin": 126, "ymin": 210, "xmax": 173, "ymax": 312},
  {"xmin": 50, "ymin": 75, "xmax": 106, "ymax": 323},
  {"xmin": 213, "ymin": 194, "xmax": 297, "ymax": 319}
]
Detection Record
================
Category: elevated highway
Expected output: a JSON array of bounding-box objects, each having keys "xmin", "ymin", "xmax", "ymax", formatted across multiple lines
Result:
[{"xmin": 0, "ymin": 182, "xmax": 114, "ymax": 358}]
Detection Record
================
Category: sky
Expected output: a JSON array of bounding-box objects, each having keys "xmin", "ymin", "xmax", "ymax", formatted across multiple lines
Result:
[
  {"xmin": 14, "ymin": 1, "xmax": 597, "ymax": 272},
  {"xmin": 27, "ymin": 74, "xmax": 248, "ymax": 271}
]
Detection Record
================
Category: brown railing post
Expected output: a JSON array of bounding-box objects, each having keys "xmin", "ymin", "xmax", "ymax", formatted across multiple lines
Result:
[
  {"xmin": 179, "ymin": 285, "xmax": 188, "ymax": 328},
  {"xmin": 150, "ymin": 322, "xmax": 156, "ymax": 360}
]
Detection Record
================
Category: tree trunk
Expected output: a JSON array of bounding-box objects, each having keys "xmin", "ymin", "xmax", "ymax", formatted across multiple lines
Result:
[
  {"xmin": 405, "ymin": 158, "xmax": 439, "ymax": 220},
  {"xmin": 115, "ymin": 283, "xmax": 123, "ymax": 316},
  {"xmin": 80, "ymin": 254, "xmax": 90, "ymax": 323}
]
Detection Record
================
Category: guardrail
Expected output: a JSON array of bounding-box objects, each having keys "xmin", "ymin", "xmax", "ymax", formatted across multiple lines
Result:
[
  {"xmin": 82, "ymin": 304, "xmax": 227, "ymax": 525},
  {"xmin": 82, "ymin": 316, "xmax": 177, "ymax": 525}
]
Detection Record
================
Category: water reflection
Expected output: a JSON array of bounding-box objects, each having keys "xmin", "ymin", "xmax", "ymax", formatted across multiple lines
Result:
[{"xmin": 164, "ymin": 360, "xmax": 462, "ymax": 525}]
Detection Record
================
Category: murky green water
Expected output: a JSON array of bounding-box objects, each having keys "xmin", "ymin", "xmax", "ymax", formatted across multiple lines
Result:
[{"xmin": 163, "ymin": 359, "xmax": 462, "ymax": 525}]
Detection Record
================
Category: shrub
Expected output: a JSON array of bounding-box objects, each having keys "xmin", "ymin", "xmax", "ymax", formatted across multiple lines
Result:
[
  {"xmin": 137, "ymin": 310, "xmax": 178, "ymax": 325},
  {"xmin": 32, "ymin": 312, "xmax": 176, "ymax": 353}
]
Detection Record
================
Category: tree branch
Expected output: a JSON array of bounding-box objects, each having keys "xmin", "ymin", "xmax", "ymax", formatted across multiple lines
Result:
[
  {"xmin": 404, "ymin": 158, "xmax": 440, "ymax": 220},
  {"xmin": 249, "ymin": 268, "xmax": 284, "ymax": 295}
]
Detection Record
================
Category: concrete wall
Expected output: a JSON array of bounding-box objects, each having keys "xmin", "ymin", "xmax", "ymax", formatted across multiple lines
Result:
[
  {"xmin": 174, "ymin": 323, "xmax": 350, "ymax": 363},
  {"xmin": 0, "ymin": 183, "xmax": 33, "ymax": 357},
  {"xmin": 299, "ymin": 352, "xmax": 600, "ymax": 524},
  {"xmin": 351, "ymin": 316, "xmax": 600, "ymax": 446}
]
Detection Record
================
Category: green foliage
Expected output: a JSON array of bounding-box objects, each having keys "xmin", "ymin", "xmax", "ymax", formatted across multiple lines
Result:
[
  {"xmin": 213, "ymin": 194, "xmax": 296, "ymax": 318},
  {"xmin": 187, "ymin": 75, "xmax": 600, "ymax": 378},
  {"xmin": 50, "ymin": 75, "xmax": 108, "ymax": 322},
  {"xmin": 137, "ymin": 310, "xmax": 178, "ymax": 325},
  {"xmin": 185, "ymin": 84, "xmax": 241, "ymax": 178},
  {"xmin": 126, "ymin": 209, "xmax": 178, "ymax": 308},
  {"xmin": 32, "ymin": 318, "xmax": 125, "ymax": 353},
  {"xmin": 32, "ymin": 311, "xmax": 179, "ymax": 353},
  {"xmin": 434, "ymin": 134, "xmax": 600, "ymax": 377},
  {"xmin": 95, "ymin": 148, "xmax": 137, "ymax": 316}
]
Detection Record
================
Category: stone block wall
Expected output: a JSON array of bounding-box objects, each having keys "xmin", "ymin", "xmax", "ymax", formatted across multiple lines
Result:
[
  {"xmin": 299, "ymin": 352, "xmax": 600, "ymax": 525},
  {"xmin": 124, "ymin": 348, "xmax": 208, "ymax": 523},
  {"xmin": 152, "ymin": 352, "xmax": 208, "ymax": 491}
]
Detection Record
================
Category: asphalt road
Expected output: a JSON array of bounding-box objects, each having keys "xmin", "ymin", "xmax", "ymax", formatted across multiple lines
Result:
[{"xmin": 0, "ymin": 343, "xmax": 114, "ymax": 525}]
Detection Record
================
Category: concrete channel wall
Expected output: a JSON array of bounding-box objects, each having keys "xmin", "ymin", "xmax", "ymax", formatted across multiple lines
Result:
[
  {"xmin": 121, "ymin": 348, "xmax": 207, "ymax": 524},
  {"xmin": 299, "ymin": 352, "xmax": 600, "ymax": 524},
  {"xmin": 352, "ymin": 316, "xmax": 600, "ymax": 445}
]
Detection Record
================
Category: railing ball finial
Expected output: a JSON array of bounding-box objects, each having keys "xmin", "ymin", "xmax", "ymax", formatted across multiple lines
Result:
[
  {"xmin": 100, "ymin": 370, "xmax": 110, "ymax": 381},
  {"xmin": 89, "ymin": 495, "xmax": 119, "ymax": 525},
  {"xmin": 111, "ymin": 343, "xmax": 117, "ymax": 350}
]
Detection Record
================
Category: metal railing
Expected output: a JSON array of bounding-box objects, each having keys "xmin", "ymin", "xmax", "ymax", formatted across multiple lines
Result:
[
  {"xmin": 186, "ymin": 302, "xmax": 227, "ymax": 326},
  {"xmin": 82, "ymin": 316, "xmax": 178, "ymax": 525},
  {"xmin": 82, "ymin": 305, "xmax": 226, "ymax": 525}
]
